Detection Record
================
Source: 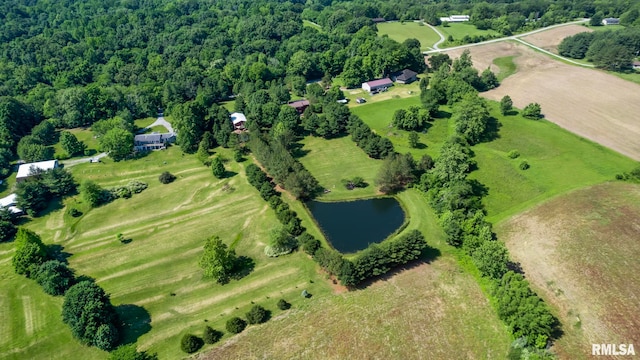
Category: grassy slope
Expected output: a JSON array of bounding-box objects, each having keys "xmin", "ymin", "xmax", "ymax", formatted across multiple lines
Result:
[
  {"xmin": 376, "ymin": 21, "xmax": 441, "ymax": 50},
  {"xmin": 0, "ymin": 147, "xmax": 332, "ymax": 359},
  {"xmin": 352, "ymin": 96, "xmax": 637, "ymax": 223}
]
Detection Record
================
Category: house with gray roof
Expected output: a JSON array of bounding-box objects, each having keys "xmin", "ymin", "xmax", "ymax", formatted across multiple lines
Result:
[{"xmin": 134, "ymin": 132, "xmax": 176, "ymax": 151}]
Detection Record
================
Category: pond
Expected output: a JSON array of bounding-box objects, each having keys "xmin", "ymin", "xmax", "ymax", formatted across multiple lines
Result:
[{"xmin": 306, "ymin": 197, "xmax": 406, "ymax": 254}]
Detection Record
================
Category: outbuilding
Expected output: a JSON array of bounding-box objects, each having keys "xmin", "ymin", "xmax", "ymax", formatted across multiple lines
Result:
[
  {"xmin": 362, "ymin": 78, "xmax": 393, "ymax": 92},
  {"xmin": 16, "ymin": 160, "xmax": 59, "ymax": 182},
  {"xmin": 602, "ymin": 18, "xmax": 620, "ymax": 25},
  {"xmin": 394, "ymin": 69, "xmax": 418, "ymax": 84}
]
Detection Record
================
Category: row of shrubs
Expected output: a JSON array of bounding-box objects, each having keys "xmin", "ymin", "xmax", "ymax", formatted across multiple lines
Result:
[
  {"xmin": 181, "ymin": 299, "xmax": 291, "ymax": 354},
  {"xmin": 12, "ymin": 228, "xmax": 121, "ymax": 351},
  {"xmin": 347, "ymin": 115, "xmax": 395, "ymax": 159},
  {"xmin": 420, "ymin": 139, "xmax": 558, "ymax": 352}
]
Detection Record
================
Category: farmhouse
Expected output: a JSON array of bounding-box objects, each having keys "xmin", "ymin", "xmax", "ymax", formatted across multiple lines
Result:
[
  {"xmin": 440, "ymin": 15, "xmax": 470, "ymax": 23},
  {"xmin": 16, "ymin": 160, "xmax": 59, "ymax": 182},
  {"xmin": 393, "ymin": 69, "xmax": 418, "ymax": 84},
  {"xmin": 362, "ymin": 78, "xmax": 393, "ymax": 92},
  {"xmin": 0, "ymin": 193, "xmax": 22, "ymax": 215},
  {"xmin": 230, "ymin": 112, "xmax": 247, "ymax": 130},
  {"xmin": 287, "ymin": 100, "xmax": 310, "ymax": 114},
  {"xmin": 134, "ymin": 133, "xmax": 176, "ymax": 151},
  {"xmin": 602, "ymin": 18, "xmax": 620, "ymax": 25}
]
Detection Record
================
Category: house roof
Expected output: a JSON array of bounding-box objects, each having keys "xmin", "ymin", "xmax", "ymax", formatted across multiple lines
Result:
[
  {"xmin": 363, "ymin": 78, "xmax": 393, "ymax": 88},
  {"xmin": 603, "ymin": 18, "xmax": 619, "ymax": 22},
  {"xmin": 372, "ymin": 17, "xmax": 386, "ymax": 23},
  {"xmin": 230, "ymin": 112, "xmax": 247, "ymax": 125},
  {"xmin": 0, "ymin": 193, "xmax": 17, "ymax": 207},
  {"xmin": 287, "ymin": 100, "xmax": 310, "ymax": 109},
  {"xmin": 16, "ymin": 160, "xmax": 58, "ymax": 179},
  {"xmin": 395, "ymin": 69, "xmax": 418, "ymax": 81},
  {"xmin": 134, "ymin": 133, "xmax": 175, "ymax": 143}
]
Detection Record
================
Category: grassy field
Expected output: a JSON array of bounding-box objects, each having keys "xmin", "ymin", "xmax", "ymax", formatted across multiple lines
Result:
[
  {"xmin": 376, "ymin": 21, "xmax": 441, "ymax": 50},
  {"xmin": 437, "ymin": 22, "xmax": 500, "ymax": 47},
  {"xmin": 352, "ymin": 96, "xmax": 637, "ymax": 222},
  {"xmin": 492, "ymin": 56, "xmax": 518, "ymax": 81},
  {"xmin": 343, "ymin": 80, "xmax": 421, "ymax": 104},
  {"xmin": 303, "ymin": 20, "xmax": 322, "ymax": 32},
  {"xmin": 497, "ymin": 182, "xmax": 640, "ymax": 359},
  {"xmin": 296, "ymin": 136, "xmax": 382, "ymax": 200},
  {"xmin": 0, "ymin": 146, "xmax": 332, "ymax": 359}
]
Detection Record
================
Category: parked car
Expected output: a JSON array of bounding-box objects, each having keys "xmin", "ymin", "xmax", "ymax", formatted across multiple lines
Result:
[
  {"xmin": 356, "ymin": 98, "xmax": 366, "ymax": 104},
  {"xmin": 337, "ymin": 99, "xmax": 348, "ymax": 104}
]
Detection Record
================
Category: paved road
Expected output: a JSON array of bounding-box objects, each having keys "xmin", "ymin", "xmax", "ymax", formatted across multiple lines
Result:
[
  {"xmin": 61, "ymin": 152, "xmax": 108, "ymax": 167},
  {"xmin": 142, "ymin": 116, "xmax": 174, "ymax": 134},
  {"xmin": 423, "ymin": 19, "xmax": 591, "ymax": 66}
]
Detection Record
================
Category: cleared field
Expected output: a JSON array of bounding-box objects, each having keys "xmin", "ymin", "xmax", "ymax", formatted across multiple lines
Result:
[
  {"xmin": 497, "ymin": 182, "xmax": 640, "ymax": 359},
  {"xmin": 297, "ymin": 136, "xmax": 382, "ymax": 200},
  {"xmin": 377, "ymin": 21, "xmax": 441, "ymax": 50},
  {"xmin": 445, "ymin": 41, "xmax": 640, "ymax": 161},
  {"xmin": 520, "ymin": 24, "xmax": 592, "ymax": 53},
  {"xmin": 343, "ymin": 81, "xmax": 421, "ymax": 104},
  {"xmin": 436, "ymin": 22, "xmax": 501, "ymax": 47},
  {"xmin": 0, "ymin": 147, "xmax": 332, "ymax": 359}
]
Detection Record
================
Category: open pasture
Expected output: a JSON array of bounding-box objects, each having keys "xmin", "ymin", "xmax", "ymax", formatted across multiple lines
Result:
[
  {"xmin": 497, "ymin": 182, "xmax": 640, "ymax": 359},
  {"xmin": 376, "ymin": 21, "xmax": 441, "ymax": 50}
]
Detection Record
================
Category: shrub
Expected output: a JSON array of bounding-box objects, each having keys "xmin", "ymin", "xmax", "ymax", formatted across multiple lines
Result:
[
  {"xmin": 519, "ymin": 161, "xmax": 530, "ymax": 170},
  {"xmin": 127, "ymin": 180, "xmax": 148, "ymax": 193},
  {"xmin": 507, "ymin": 150, "xmax": 519, "ymax": 159},
  {"xmin": 33, "ymin": 260, "xmax": 75, "ymax": 296},
  {"xmin": 203, "ymin": 326, "xmax": 223, "ymax": 344},
  {"xmin": 277, "ymin": 299, "xmax": 291, "ymax": 310},
  {"xmin": 234, "ymin": 149, "xmax": 244, "ymax": 162},
  {"xmin": 0, "ymin": 220, "xmax": 17, "ymax": 242},
  {"xmin": 180, "ymin": 334, "xmax": 203, "ymax": 353},
  {"xmin": 95, "ymin": 323, "xmax": 119, "ymax": 351},
  {"xmin": 226, "ymin": 317, "xmax": 247, "ymax": 334},
  {"xmin": 245, "ymin": 305, "xmax": 268, "ymax": 325},
  {"xmin": 522, "ymin": 103, "xmax": 542, "ymax": 119},
  {"xmin": 67, "ymin": 208, "xmax": 82, "ymax": 217},
  {"xmin": 159, "ymin": 172, "xmax": 176, "ymax": 184},
  {"xmin": 298, "ymin": 232, "xmax": 320, "ymax": 255}
]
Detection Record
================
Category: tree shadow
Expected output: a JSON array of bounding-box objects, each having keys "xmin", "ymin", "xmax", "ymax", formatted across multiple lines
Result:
[
  {"xmin": 290, "ymin": 143, "xmax": 310, "ymax": 159},
  {"xmin": 507, "ymin": 261, "xmax": 524, "ymax": 275},
  {"xmin": 36, "ymin": 198, "xmax": 65, "ymax": 218},
  {"xmin": 223, "ymin": 170, "xmax": 238, "ymax": 179},
  {"xmin": 354, "ymin": 246, "xmax": 441, "ymax": 290},
  {"xmin": 505, "ymin": 110, "xmax": 518, "ymax": 116},
  {"xmin": 479, "ymin": 116, "xmax": 501, "ymax": 143},
  {"xmin": 413, "ymin": 142, "xmax": 428, "ymax": 150},
  {"xmin": 47, "ymin": 244, "xmax": 72, "ymax": 264},
  {"xmin": 468, "ymin": 179, "xmax": 489, "ymax": 198},
  {"xmin": 231, "ymin": 256, "xmax": 255, "ymax": 281},
  {"xmin": 116, "ymin": 304, "xmax": 152, "ymax": 345},
  {"xmin": 434, "ymin": 110, "xmax": 452, "ymax": 119}
]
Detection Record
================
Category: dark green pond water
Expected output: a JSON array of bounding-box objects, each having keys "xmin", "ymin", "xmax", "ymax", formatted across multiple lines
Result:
[{"xmin": 306, "ymin": 197, "xmax": 405, "ymax": 254}]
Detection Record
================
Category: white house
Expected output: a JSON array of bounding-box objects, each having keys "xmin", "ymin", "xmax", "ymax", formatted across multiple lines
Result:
[
  {"xmin": 134, "ymin": 133, "xmax": 176, "ymax": 152},
  {"xmin": 602, "ymin": 18, "xmax": 620, "ymax": 25},
  {"xmin": 16, "ymin": 160, "xmax": 59, "ymax": 182},
  {"xmin": 0, "ymin": 193, "xmax": 23, "ymax": 215},
  {"xmin": 362, "ymin": 78, "xmax": 393, "ymax": 92},
  {"xmin": 230, "ymin": 112, "xmax": 247, "ymax": 130},
  {"xmin": 440, "ymin": 15, "xmax": 470, "ymax": 23}
]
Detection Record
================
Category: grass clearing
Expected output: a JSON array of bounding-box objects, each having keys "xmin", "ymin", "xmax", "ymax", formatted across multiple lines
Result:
[
  {"xmin": 497, "ymin": 182, "xmax": 640, "ymax": 359},
  {"xmin": 377, "ymin": 21, "xmax": 441, "ymax": 50},
  {"xmin": 303, "ymin": 20, "xmax": 322, "ymax": 32},
  {"xmin": 492, "ymin": 56, "xmax": 518, "ymax": 81},
  {"xmin": 437, "ymin": 22, "xmax": 500, "ymax": 47},
  {"xmin": 344, "ymin": 81, "xmax": 421, "ymax": 105}
]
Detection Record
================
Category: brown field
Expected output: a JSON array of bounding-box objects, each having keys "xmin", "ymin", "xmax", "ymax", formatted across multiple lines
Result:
[
  {"xmin": 521, "ymin": 24, "xmax": 593, "ymax": 53},
  {"xmin": 497, "ymin": 182, "xmax": 640, "ymax": 359},
  {"xmin": 444, "ymin": 41, "xmax": 640, "ymax": 161},
  {"xmin": 199, "ymin": 257, "xmax": 511, "ymax": 360}
]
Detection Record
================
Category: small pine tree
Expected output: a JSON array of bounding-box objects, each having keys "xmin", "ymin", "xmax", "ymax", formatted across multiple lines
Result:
[
  {"xmin": 180, "ymin": 334, "xmax": 203, "ymax": 353},
  {"xmin": 408, "ymin": 131, "xmax": 419, "ymax": 148},
  {"xmin": 211, "ymin": 157, "xmax": 225, "ymax": 179},
  {"xmin": 277, "ymin": 299, "xmax": 291, "ymax": 310},
  {"xmin": 500, "ymin": 95, "xmax": 513, "ymax": 116},
  {"xmin": 226, "ymin": 317, "xmax": 247, "ymax": 334},
  {"xmin": 203, "ymin": 326, "xmax": 223, "ymax": 344},
  {"xmin": 245, "ymin": 305, "xmax": 268, "ymax": 325}
]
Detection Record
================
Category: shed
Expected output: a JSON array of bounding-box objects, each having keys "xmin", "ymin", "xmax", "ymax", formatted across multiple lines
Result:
[
  {"xmin": 16, "ymin": 160, "xmax": 59, "ymax": 182},
  {"xmin": 602, "ymin": 18, "xmax": 620, "ymax": 25},
  {"xmin": 287, "ymin": 100, "xmax": 310, "ymax": 114},
  {"xmin": 362, "ymin": 78, "xmax": 393, "ymax": 92},
  {"xmin": 394, "ymin": 69, "xmax": 418, "ymax": 84}
]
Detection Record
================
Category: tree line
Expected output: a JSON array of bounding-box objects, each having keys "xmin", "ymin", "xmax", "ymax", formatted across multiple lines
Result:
[{"xmin": 558, "ymin": 27, "xmax": 640, "ymax": 71}]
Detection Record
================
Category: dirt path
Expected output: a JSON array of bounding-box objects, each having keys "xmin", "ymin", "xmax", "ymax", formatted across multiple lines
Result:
[{"xmin": 445, "ymin": 41, "xmax": 640, "ymax": 161}]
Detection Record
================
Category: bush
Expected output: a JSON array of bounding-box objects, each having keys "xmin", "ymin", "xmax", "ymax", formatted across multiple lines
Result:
[
  {"xmin": 519, "ymin": 161, "xmax": 530, "ymax": 170},
  {"xmin": 33, "ymin": 260, "xmax": 75, "ymax": 296},
  {"xmin": 203, "ymin": 326, "xmax": 223, "ymax": 344},
  {"xmin": 245, "ymin": 305, "xmax": 268, "ymax": 325},
  {"xmin": 277, "ymin": 299, "xmax": 291, "ymax": 310},
  {"xmin": 159, "ymin": 172, "xmax": 176, "ymax": 184},
  {"xmin": 226, "ymin": 317, "xmax": 247, "ymax": 334},
  {"xmin": 67, "ymin": 208, "xmax": 83, "ymax": 217},
  {"xmin": 127, "ymin": 180, "xmax": 148, "ymax": 193},
  {"xmin": 0, "ymin": 221, "xmax": 17, "ymax": 243},
  {"xmin": 95, "ymin": 323, "xmax": 119, "ymax": 351},
  {"xmin": 298, "ymin": 232, "xmax": 320, "ymax": 255},
  {"xmin": 180, "ymin": 333, "xmax": 203, "ymax": 354},
  {"xmin": 507, "ymin": 150, "xmax": 519, "ymax": 159}
]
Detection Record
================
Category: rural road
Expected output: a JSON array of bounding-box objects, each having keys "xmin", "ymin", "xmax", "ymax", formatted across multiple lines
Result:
[
  {"xmin": 143, "ymin": 116, "xmax": 174, "ymax": 133},
  {"xmin": 426, "ymin": 23, "xmax": 445, "ymax": 50},
  {"xmin": 423, "ymin": 19, "xmax": 593, "ymax": 67},
  {"xmin": 62, "ymin": 152, "xmax": 108, "ymax": 167}
]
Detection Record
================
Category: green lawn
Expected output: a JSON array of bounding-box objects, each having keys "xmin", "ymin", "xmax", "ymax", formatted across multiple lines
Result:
[
  {"xmin": 303, "ymin": 19, "xmax": 322, "ymax": 32},
  {"xmin": 297, "ymin": 136, "xmax": 383, "ymax": 200},
  {"xmin": 492, "ymin": 56, "xmax": 518, "ymax": 81},
  {"xmin": 141, "ymin": 125, "xmax": 169, "ymax": 134},
  {"xmin": 437, "ymin": 22, "xmax": 501, "ymax": 47},
  {"xmin": 0, "ymin": 147, "xmax": 332, "ymax": 359},
  {"xmin": 377, "ymin": 21, "xmax": 441, "ymax": 50}
]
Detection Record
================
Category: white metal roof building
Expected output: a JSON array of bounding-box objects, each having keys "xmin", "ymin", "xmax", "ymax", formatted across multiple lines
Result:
[{"xmin": 16, "ymin": 160, "xmax": 59, "ymax": 182}]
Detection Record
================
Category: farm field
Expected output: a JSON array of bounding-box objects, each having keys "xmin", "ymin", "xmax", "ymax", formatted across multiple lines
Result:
[
  {"xmin": 496, "ymin": 182, "xmax": 640, "ymax": 359},
  {"xmin": 376, "ymin": 21, "xmax": 441, "ymax": 50},
  {"xmin": 520, "ymin": 24, "xmax": 592, "ymax": 53},
  {"xmin": 444, "ymin": 41, "xmax": 640, "ymax": 161},
  {"xmin": 0, "ymin": 147, "xmax": 333, "ymax": 359}
]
